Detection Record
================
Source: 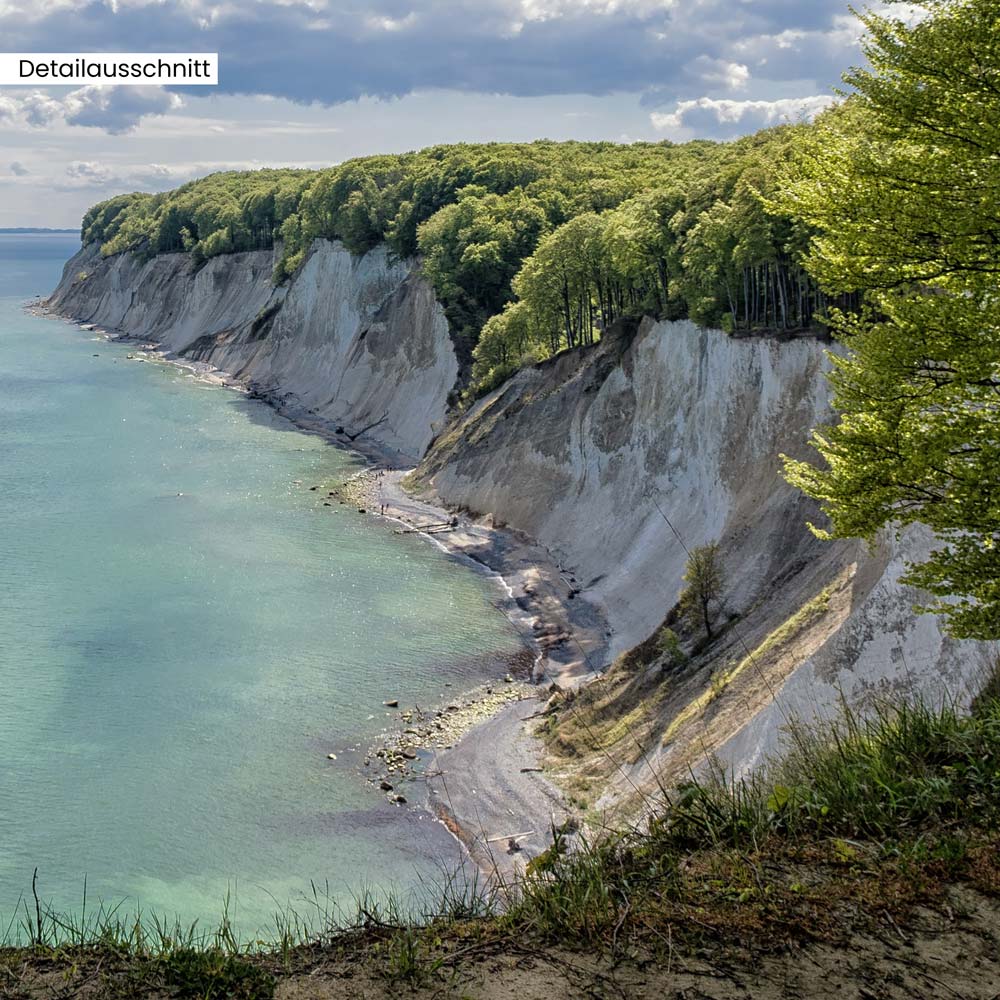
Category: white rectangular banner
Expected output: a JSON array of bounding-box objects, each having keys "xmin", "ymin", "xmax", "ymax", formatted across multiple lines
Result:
[{"xmin": 0, "ymin": 53, "xmax": 218, "ymax": 85}]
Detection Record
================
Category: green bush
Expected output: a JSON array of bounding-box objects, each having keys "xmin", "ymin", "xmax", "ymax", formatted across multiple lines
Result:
[{"xmin": 159, "ymin": 948, "xmax": 275, "ymax": 1000}]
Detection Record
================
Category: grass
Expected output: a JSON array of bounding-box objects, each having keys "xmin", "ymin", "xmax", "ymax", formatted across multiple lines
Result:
[
  {"xmin": 3, "ymin": 685, "xmax": 999, "ymax": 995},
  {"xmin": 662, "ymin": 583, "xmax": 836, "ymax": 744},
  {"xmin": 489, "ymin": 682, "xmax": 1000, "ymax": 952},
  {"xmin": 540, "ymin": 669, "xmax": 668, "ymax": 762},
  {"xmin": 540, "ymin": 692, "xmax": 996, "ymax": 932},
  {"xmin": 675, "ymin": 697, "xmax": 1000, "ymax": 846}
]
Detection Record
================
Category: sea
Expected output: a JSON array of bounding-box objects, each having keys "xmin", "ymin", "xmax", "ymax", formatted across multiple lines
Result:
[{"xmin": 0, "ymin": 232, "xmax": 522, "ymax": 939}]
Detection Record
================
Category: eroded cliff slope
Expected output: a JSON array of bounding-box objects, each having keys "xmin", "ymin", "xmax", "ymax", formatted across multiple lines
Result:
[
  {"xmin": 49, "ymin": 239, "xmax": 458, "ymax": 461},
  {"xmin": 48, "ymin": 242, "xmax": 997, "ymax": 803},
  {"xmin": 411, "ymin": 317, "xmax": 998, "ymax": 788}
]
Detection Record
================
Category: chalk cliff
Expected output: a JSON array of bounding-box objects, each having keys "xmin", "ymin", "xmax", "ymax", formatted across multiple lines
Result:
[
  {"xmin": 49, "ymin": 239, "xmax": 458, "ymax": 461},
  {"xmin": 411, "ymin": 317, "xmax": 997, "ymax": 780},
  {"xmin": 49, "ymin": 243, "xmax": 998, "ymax": 800}
]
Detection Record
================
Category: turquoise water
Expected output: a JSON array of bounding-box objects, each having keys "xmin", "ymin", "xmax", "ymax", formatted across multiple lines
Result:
[{"xmin": 0, "ymin": 234, "xmax": 522, "ymax": 936}]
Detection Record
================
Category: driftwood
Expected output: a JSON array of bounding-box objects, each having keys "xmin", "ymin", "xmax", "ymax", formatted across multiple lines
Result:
[{"xmin": 394, "ymin": 522, "xmax": 455, "ymax": 535}]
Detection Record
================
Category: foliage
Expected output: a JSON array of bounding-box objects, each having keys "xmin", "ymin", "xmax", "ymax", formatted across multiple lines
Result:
[
  {"xmin": 656, "ymin": 628, "xmax": 686, "ymax": 668},
  {"xmin": 665, "ymin": 695, "xmax": 1000, "ymax": 848},
  {"xmin": 418, "ymin": 186, "xmax": 548, "ymax": 348},
  {"xmin": 469, "ymin": 128, "xmax": 853, "ymax": 395},
  {"xmin": 83, "ymin": 170, "xmax": 313, "ymax": 265},
  {"xmin": 678, "ymin": 543, "xmax": 725, "ymax": 640},
  {"xmin": 509, "ymin": 690, "xmax": 1000, "ymax": 947},
  {"xmin": 80, "ymin": 133, "xmax": 838, "ymax": 396},
  {"xmin": 158, "ymin": 948, "xmax": 276, "ymax": 999},
  {"xmin": 777, "ymin": 0, "xmax": 1000, "ymax": 639}
]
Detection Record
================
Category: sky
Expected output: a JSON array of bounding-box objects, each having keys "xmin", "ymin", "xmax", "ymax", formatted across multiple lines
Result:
[{"xmin": 0, "ymin": 0, "xmax": 885, "ymax": 227}]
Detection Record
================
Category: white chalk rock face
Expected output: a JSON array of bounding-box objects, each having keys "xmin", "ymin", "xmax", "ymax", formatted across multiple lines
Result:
[
  {"xmin": 417, "ymin": 318, "xmax": 835, "ymax": 653},
  {"xmin": 415, "ymin": 317, "xmax": 998, "ymax": 760},
  {"xmin": 716, "ymin": 523, "xmax": 997, "ymax": 779},
  {"xmin": 50, "ymin": 242, "xmax": 997, "ymax": 781},
  {"xmin": 48, "ymin": 240, "xmax": 458, "ymax": 461}
]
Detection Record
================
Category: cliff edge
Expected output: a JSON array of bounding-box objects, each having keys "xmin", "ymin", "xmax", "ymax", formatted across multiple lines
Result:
[
  {"xmin": 48, "ymin": 239, "xmax": 459, "ymax": 462},
  {"xmin": 410, "ymin": 316, "xmax": 998, "ymax": 809},
  {"xmin": 48, "ymin": 242, "xmax": 998, "ymax": 819}
]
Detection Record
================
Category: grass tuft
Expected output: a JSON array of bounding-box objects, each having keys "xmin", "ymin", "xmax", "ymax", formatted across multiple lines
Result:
[
  {"xmin": 158, "ymin": 948, "xmax": 276, "ymax": 999},
  {"xmin": 498, "ymin": 686, "xmax": 1000, "ymax": 948},
  {"xmin": 2, "ymin": 682, "xmax": 999, "ymax": 991},
  {"xmin": 665, "ymin": 695, "xmax": 1000, "ymax": 849}
]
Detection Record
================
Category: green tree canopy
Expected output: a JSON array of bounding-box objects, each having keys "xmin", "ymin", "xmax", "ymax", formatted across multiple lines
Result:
[
  {"xmin": 679, "ymin": 543, "xmax": 725, "ymax": 641},
  {"xmin": 79, "ymin": 132, "xmax": 839, "ymax": 397},
  {"xmin": 778, "ymin": 0, "xmax": 1000, "ymax": 639}
]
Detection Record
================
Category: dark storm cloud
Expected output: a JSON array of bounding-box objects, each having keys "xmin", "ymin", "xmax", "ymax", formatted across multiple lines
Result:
[{"xmin": 3, "ymin": 0, "xmax": 855, "ymax": 111}]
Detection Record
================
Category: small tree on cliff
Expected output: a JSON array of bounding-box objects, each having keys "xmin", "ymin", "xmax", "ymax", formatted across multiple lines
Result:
[{"xmin": 680, "ymin": 543, "xmax": 725, "ymax": 641}]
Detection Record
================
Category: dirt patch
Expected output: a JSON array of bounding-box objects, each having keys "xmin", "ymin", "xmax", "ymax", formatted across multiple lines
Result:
[{"xmin": 6, "ymin": 882, "xmax": 999, "ymax": 999}]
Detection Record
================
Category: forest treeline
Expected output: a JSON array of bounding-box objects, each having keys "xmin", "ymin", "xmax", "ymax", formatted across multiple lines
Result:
[
  {"xmin": 77, "ymin": 0, "xmax": 999, "ymax": 677},
  {"xmin": 80, "ymin": 127, "xmax": 853, "ymax": 394}
]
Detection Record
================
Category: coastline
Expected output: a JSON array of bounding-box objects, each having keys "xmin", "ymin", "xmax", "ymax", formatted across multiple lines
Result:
[
  {"xmin": 344, "ymin": 465, "xmax": 610, "ymax": 875},
  {"xmin": 34, "ymin": 302, "xmax": 612, "ymax": 878}
]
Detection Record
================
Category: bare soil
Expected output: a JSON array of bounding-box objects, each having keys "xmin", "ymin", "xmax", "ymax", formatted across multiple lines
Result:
[{"xmin": 5, "ymin": 884, "xmax": 998, "ymax": 999}]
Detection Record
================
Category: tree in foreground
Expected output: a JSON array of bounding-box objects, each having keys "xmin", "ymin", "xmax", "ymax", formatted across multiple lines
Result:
[
  {"xmin": 778, "ymin": 0, "xmax": 1000, "ymax": 639},
  {"xmin": 680, "ymin": 543, "xmax": 725, "ymax": 641}
]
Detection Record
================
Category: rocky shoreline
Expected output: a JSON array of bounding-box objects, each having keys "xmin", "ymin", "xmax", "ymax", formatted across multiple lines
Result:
[
  {"xmin": 37, "ymin": 306, "xmax": 612, "ymax": 878},
  {"xmin": 332, "ymin": 465, "xmax": 610, "ymax": 875},
  {"xmin": 333, "ymin": 466, "xmax": 608, "ymax": 676},
  {"xmin": 360, "ymin": 673, "xmax": 534, "ymax": 805},
  {"xmin": 295, "ymin": 461, "xmax": 609, "ymax": 875}
]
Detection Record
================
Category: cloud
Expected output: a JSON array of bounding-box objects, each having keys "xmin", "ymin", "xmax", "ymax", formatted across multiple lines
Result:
[
  {"xmin": 0, "ymin": 1, "xmax": 893, "ymax": 227},
  {"xmin": 9, "ymin": 161, "xmax": 29, "ymax": 175},
  {"xmin": 63, "ymin": 86, "xmax": 183, "ymax": 134},
  {"xmin": 0, "ymin": 0, "xmax": 856, "ymax": 109},
  {"xmin": 729, "ymin": 15, "xmax": 865, "ymax": 88},
  {"xmin": 0, "ymin": 85, "xmax": 182, "ymax": 133},
  {"xmin": 63, "ymin": 160, "xmax": 114, "ymax": 185},
  {"xmin": 20, "ymin": 91, "xmax": 65, "ymax": 127},
  {"xmin": 60, "ymin": 159, "xmax": 208, "ymax": 190},
  {"xmin": 55, "ymin": 158, "xmax": 326, "ymax": 193},
  {"xmin": 651, "ymin": 94, "xmax": 836, "ymax": 139},
  {"xmin": 691, "ymin": 58, "xmax": 751, "ymax": 92}
]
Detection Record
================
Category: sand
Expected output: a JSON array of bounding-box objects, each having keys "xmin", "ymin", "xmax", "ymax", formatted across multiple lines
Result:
[{"xmin": 335, "ymin": 465, "xmax": 611, "ymax": 877}]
